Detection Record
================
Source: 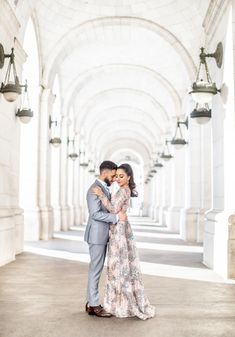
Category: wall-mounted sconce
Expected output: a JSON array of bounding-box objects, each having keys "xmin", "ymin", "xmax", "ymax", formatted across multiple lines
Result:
[
  {"xmin": 190, "ymin": 103, "xmax": 211, "ymax": 124},
  {"xmin": 16, "ymin": 80, "xmax": 33, "ymax": 123},
  {"xmin": 79, "ymin": 147, "xmax": 88, "ymax": 167},
  {"xmin": 160, "ymin": 140, "xmax": 173, "ymax": 161},
  {"xmin": 68, "ymin": 152, "xmax": 79, "ymax": 161},
  {"xmin": 49, "ymin": 116, "xmax": 61, "ymax": 147},
  {"xmin": 79, "ymin": 153, "xmax": 89, "ymax": 167},
  {"xmin": 144, "ymin": 178, "xmax": 150, "ymax": 184},
  {"xmin": 0, "ymin": 43, "xmax": 27, "ymax": 102},
  {"xmin": 67, "ymin": 137, "xmax": 79, "ymax": 161},
  {"xmin": 171, "ymin": 117, "xmax": 188, "ymax": 149},
  {"xmin": 189, "ymin": 42, "xmax": 223, "ymax": 105},
  {"xmin": 88, "ymin": 160, "xmax": 95, "ymax": 173},
  {"xmin": 154, "ymin": 158, "xmax": 163, "ymax": 169}
]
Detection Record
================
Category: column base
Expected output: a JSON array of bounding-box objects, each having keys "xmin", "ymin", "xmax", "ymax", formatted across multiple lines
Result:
[
  {"xmin": 0, "ymin": 210, "xmax": 15, "ymax": 266},
  {"xmin": 14, "ymin": 209, "xmax": 24, "ymax": 254},
  {"xmin": 166, "ymin": 206, "xmax": 182, "ymax": 233},
  {"xmin": 39, "ymin": 206, "xmax": 53, "ymax": 240},
  {"xmin": 61, "ymin": 206, "xmax": 70, "ymax": 231},
  {"xmin": 152, "ymin": 206, "xmax": 159, "ymax": 222},
  {"xmin": 68, "ymin": 205, "xmax": 75, "ymax": 228},
  {"xmin": 74, "ymin": 206, "xmax": 83, "ymax": 225},
  {"xmin": 197, "ymin": 208, "xmax": 207, "ymax": 243},
  {"xmin": 81, "ymin": 205, "xmax": 88, "ymax": 224},
  {"xmin": 203, "ymin": 209, "xmax": 235, "ymax": 280},
  {"xmin": 180, "ymin": 207, "xmax": 200, "ymax": 242},
  {"xmin": 228, "ymin": 214, "xmax": 235, "ymax": 279},
  {"xmin": 149, "ymin": 206, "xmax": 159, "ymax": 221},
  {"xmin": 142, "ymin": 204, "xmax": 150, "ymax": 217},
  {"xmin": 51, "ymin": 206, "xmax": 62, "ymax": 232},
  {"xmin": 159, "ymin": 206, "xmax": 169, "ymax": 227},
  {"xmin": 23, "ymin": 207, "xmax": 41, "ymax": 241}
]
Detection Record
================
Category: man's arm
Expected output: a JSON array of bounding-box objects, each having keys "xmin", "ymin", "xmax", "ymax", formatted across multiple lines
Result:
[{"xmin": 87, "ymin": 191, "xmax": 117, "ymax": 224}]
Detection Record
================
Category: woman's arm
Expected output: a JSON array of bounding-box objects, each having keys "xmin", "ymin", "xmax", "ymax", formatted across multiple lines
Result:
[
  {"xmin": 92, "ymin": 187, "xmax": 128, "ymax": 214},
  {"xmin": 87, "ymin": 191, "xmax": 117, "ymax": 224}
]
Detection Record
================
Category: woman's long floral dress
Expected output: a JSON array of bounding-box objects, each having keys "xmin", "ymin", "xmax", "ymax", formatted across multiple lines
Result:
[{"xmin": 99, "ymin": 186, "xmax": 155, "ymax": 320}]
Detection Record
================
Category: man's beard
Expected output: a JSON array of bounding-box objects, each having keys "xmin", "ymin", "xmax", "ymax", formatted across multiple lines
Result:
[{"xmin": 104, "ymin": 178, "xmax": 111, "ymax": 186}]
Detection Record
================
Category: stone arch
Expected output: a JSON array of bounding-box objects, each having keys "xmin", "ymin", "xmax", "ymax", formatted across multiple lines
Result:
[{"xmin": 42, "ymin": 16, "xmax": 197, "ymax": 87}]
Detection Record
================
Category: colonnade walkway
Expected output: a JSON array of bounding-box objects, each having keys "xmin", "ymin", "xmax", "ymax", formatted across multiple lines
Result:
[{"xmin": 1, "ymin": 217, "xmax": 235, "ymax": 337}]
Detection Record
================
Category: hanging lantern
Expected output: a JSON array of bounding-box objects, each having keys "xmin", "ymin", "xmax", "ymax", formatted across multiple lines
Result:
[
  {"xmin": 50, "ymin": 137, "xmax": 62, "ymax": 147},
  {"xmin": 160, "ymin": 140, "xmax": 173, "ymax": 161},
  {"xmin": 16, "ymin": 80, "xmax": 33, "ymax": 123},
  {"xmin": 171, "ymin": 117, "xmax": 188, "ymax": 149},
  {"xmin": 49, "ymin": 116, "xmax": 62, "ymax": 147},
  {"xmin": 68, "ymin": 152, "xmax": 79, "ymax": 161},
  {"xmin": 88, "ymin": 160, "xmax": 96, "ymax": 173},
  {"xmin": 154, "ymin": 160, "xmax": 163, "ymax": 168},
  {"xmin": 0, "ymin": 44, "xmax": 22, "ymax": 102},
  {"xmin": 189, "ymin": 43, "xmax": 223, "ymax": 104},
  {"xmin": 190, "ymin": 103, "xmax": 212, "ymax": 125},
  {"xmin": 67, "ymin": 137, "xmax": 79, "ymax": 160}
]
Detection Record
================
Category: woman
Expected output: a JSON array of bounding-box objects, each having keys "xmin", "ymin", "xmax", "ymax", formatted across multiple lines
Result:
[{"xmin": 92, "ymin": 163, "xmax": 155, "ymax": 320}]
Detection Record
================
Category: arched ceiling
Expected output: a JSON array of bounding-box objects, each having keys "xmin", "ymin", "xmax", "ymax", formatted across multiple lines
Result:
[
  {"xmin": 17, "ymin": 0, "xmax": 211, "ymax": 168},
  {"xmin": 108, "ymin": 148, "xmax": 143, "ymax": 166}
]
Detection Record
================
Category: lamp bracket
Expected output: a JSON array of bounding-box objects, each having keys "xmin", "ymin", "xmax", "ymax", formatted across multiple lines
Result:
[
  {"xmin": 67, "ymin": 137, "xmax": 74, "ymax": 145},
  {"xmin": 20, "ymin": 80, "xmax": 28, "ymax": 91},
  {"xmin": 200, "ymin": 42, "xmax": 223, "ymax": 68},
  {"xmin": 0, "ymin": 44, "xmax": 4, "ymax": 69},
  {"xmin": 49, "ymin": 115, "xmax": 57, "ymax": 128},
  {"xmin": 178, "ymin": 117, "xmax": 188, "ymax": 129}
]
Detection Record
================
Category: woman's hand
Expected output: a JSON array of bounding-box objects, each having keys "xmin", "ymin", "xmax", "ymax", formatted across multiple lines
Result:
[
  {"xmin": 118, "ymin": 211, "xmax": 128, "ymax": 221},
  {"xmin": 92, "ymin": 186, "xmax": 104, "ymax": 197}
]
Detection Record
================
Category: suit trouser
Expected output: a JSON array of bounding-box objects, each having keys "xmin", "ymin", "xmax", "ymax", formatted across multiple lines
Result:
[{"xmin": 86, "ymin": 243, "xmax": 107, "ymax": 306}]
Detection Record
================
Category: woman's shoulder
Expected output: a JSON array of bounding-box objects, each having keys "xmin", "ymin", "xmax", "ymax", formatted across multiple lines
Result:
[{"xmin": 120, "ymin": 186, "xmax": 131, "ymax": 197}]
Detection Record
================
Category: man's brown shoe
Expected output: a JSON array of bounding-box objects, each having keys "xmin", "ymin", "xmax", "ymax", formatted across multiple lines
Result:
[{"xmin": 87, "ymin": 305, "xmax": 112, "ymax": 318}]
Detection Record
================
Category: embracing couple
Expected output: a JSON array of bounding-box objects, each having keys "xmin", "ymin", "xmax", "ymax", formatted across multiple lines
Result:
[{"xmin": 84, "ymin": 161, "xmax": 155, "ymax": 320}]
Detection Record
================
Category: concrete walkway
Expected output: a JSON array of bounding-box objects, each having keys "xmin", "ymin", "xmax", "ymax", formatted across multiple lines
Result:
[{"xmin": 0, "ymin": 217, "xmax": 235, "ymax": 337}]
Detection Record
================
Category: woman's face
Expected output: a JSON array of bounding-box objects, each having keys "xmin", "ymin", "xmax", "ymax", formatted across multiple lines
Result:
[{"xmin": 115, "ymin": 168, "xmax": 130, "ymax": 187}]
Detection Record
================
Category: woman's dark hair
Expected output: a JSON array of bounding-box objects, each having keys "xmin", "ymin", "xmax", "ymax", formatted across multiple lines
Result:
[
  {"xmin": 99, "ymin": 160, "xmax": 117, "ymax": 173},
  {"xmin": 117, "ymin": 163, "xmax": 138, "ymax": 197}
]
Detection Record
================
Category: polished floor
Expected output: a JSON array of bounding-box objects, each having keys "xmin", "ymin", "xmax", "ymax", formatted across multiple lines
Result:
[{"xmin": 0, "ymin": 217, "xmax": 235, "ymax": 337}]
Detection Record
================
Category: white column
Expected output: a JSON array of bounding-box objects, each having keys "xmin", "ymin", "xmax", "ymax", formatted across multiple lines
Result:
[
  {"xmin": 197, "ymin": 123, "xmax": 212, "ymax": 242},
  {"xmin": 73, "ymin": 157, "xmax": 82, "ymax": 225},
  {"xmin": 159, "ymin": 161, "xmax": 172, "ymax": 227},
  {"xmin": 38, "ymin": 88, "xmax": 54, "ymax": 240},
  {"xmin": 204, "ymin": 4, "xmax": 235, "ymax": 278},
  {"xmin": 166, "ymin": 148, "xmax": 185, "ymax": 233},
  {"xmin": 142, "ymin": 166, "xmax": 151, "ymax": 216},
  {"xmin": 68, "ymin": 158, "xmax": 75, "ymax": 229},
  {"xmin": 180, "ymin": 119, "xmax": 201, "ymax": 242},
  {"xmin": 78, "ymin": 165, "xmax": 89, "ymax": 224},
  {"xmin": 60, "ymin": 116, "xmax": 70, "ymax": 231},
  {"xmin": 150, "ymin": 173, "xmax": 158, "ymax": 221}
]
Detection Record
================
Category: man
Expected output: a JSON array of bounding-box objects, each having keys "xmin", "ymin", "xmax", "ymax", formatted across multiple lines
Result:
[{"xmin": 84, "ymin": 160, "xmax": 126, "ymax": 318}]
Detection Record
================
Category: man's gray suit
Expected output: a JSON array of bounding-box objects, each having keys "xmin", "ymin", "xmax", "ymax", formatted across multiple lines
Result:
[{"xmin": 84, "ymin": 179, "xmax": 117, "ymax": 307}]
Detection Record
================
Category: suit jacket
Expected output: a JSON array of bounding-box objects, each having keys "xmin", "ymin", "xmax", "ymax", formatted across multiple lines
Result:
[{"xmin": 84, "ymin": 179, "xmax": 117, "ymax": 245}]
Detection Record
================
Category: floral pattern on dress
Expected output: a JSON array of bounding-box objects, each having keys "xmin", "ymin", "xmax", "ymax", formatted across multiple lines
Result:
[{"xmin": 99, "ymin": 187, "xmax": 155, "ymax": 320}]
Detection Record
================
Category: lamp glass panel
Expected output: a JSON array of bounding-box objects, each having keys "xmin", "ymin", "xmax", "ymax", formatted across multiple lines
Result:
[
  {"xmin": 19, "ymin": 116, "xmax": 31, "ymax": 124},
  {"xmin": 191, "ymin": 91, "xmax": 214, "ymax": 104},
  {"xmin": 195, "ymin": 116, "xmax": 211, "ymax": 125},
  {"xmin": 3, "ymin": 91, "xmax": 19, "ymax": 102}
]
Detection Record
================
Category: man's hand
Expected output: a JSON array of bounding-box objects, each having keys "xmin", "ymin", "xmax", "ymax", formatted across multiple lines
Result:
[
  {"xmin": 92, "ymin": 186, "xmax": 103, "ymax": 197},
  {"xmin": 118, "ymin": 211, "xmax": 128, "ymax": 221}
]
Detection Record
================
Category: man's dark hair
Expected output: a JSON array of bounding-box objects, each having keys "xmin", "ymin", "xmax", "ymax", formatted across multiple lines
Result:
[{"xmin": 99, "ymin": 161, "xmax": 117, "ymax": 173}]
